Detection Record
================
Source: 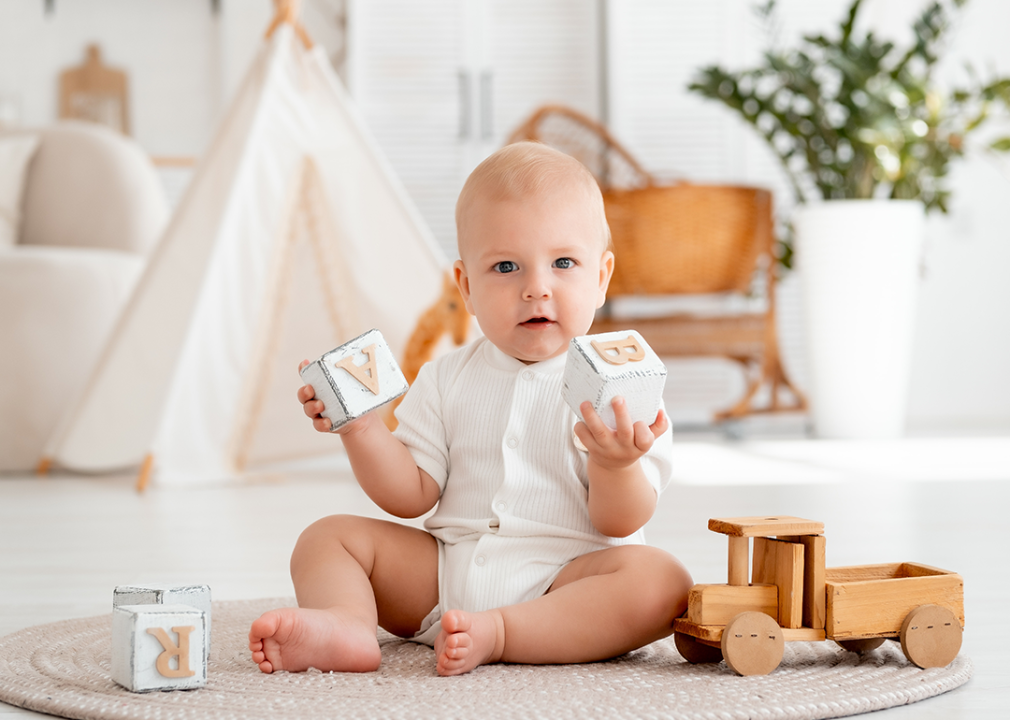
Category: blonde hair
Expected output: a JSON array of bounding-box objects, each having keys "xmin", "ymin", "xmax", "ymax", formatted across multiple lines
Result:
[{"xmin": 455, "ymin": 141, "xmax": 611, "ymax": 252}]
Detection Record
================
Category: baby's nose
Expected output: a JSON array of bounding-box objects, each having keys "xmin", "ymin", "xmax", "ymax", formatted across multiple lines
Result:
[{"xmin": 523, "ymin": 277, "xmax": 552, "ymax": 299}]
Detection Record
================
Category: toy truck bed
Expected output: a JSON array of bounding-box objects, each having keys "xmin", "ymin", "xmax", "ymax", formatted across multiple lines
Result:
[{"xmin": 826, "ymin": 562, "xmax": 963, "ymax": 640}]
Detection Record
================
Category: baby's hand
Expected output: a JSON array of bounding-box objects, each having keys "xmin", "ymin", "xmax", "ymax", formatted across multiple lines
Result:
[
  {"xmin": 574, "ymin": 396, "xmax": 668, "ymax": 471},
  {"xmin": 297, "ymin": 359, "xmax": 333, "ymax": 433}
]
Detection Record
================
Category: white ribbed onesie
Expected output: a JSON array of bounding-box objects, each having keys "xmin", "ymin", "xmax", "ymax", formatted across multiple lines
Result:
[{"xmin": 392, "ymin": 337, "xmax": 673, "ymax": 646}]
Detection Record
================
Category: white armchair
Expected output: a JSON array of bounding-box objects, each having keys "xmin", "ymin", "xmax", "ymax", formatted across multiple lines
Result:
[{"xmin": 0, "ymin": 121, "xmax": 168, "ymax": 472}]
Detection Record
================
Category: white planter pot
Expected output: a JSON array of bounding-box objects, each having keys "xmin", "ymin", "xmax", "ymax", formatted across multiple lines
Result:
[{"xmin": 795, "ymin": 200, "xmax": 924, "ymax": 439}]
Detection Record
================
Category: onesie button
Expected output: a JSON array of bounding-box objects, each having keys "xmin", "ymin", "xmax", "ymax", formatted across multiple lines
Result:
[
  {"xmin": 496, "ymin": 501, "xmax": 507, "ymax": 512},
  {"xmin": 475, "ymin": 555, "xmax": 486, "ymax": 566},
  {"xmin": 522, "ymin": 370, "xmax": 534, "ymax": 381},
  {"xmin": 506, "ymin": 436, "xmax": 518, "ymax": 449}
]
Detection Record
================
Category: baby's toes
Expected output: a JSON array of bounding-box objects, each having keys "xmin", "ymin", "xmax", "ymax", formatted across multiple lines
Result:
[{"xmin": 438, "ymin": 654, "xmax": 465, "ymax": 674}]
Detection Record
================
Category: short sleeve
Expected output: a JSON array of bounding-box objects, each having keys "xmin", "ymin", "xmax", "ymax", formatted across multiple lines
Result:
[
  {"xmin": 392, "ymin": 362, "xmax": 450, "ymax": 491},
  {"xmin": 639, "ymin": 402, "xmax": 674, "ymax": 495}
]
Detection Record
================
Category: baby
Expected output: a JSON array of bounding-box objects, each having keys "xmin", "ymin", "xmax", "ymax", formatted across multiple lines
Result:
[{"xmin": 248, "ymin": 141, "xmax": 692, "ymax": 676}]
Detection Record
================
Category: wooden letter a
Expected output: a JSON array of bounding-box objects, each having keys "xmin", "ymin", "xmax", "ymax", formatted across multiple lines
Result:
[
  {"xmin": 334, "ymin": 343, "xmax": 381, "ymax": 395},
  {"xmin": 146, "ymin": 626, "xmax": 196, "ymax": 678}
]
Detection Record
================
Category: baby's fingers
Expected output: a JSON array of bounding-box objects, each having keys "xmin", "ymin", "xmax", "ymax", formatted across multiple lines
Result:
[
  {"xmin": 579, "ymin": 401, "xmax": 611, "ymax": 439},
  {"xmin": 633, "ymin": 420, "xmax": 656, "ymax": 452},
  {"xmin": 633, "ymin": 409, "xmax": 668, "ymax": 451},
  {"xmin": 609, "ymin": 396, "xmax": 636, "ymax": 440},
  {"xmin": 302, "ymin": 398, "xmax": 326, "ymax": 419},
  {"xmin": 297, "ymin": 384, "xmax": 316, "ymax": 404},
  {"xmin": 649, "ymin": 408, "xmax": 670, "ymax": 438}
]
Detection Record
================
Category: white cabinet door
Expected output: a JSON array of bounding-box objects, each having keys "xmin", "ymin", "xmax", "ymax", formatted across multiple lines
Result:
[
  {"xmin": 487, "ymin": 0, "xmax": 601, "ymax": 146},
  {"xmin": 349, "ymin": 0, "xmax": 469, "ymax": 257},
  {"xmin": 350, "ymin": 0, "xmax": 600, "ymax": 258}
]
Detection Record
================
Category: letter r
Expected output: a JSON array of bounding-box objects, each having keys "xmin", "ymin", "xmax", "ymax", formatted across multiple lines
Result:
[{"xmin": 146, "ymin": 626, "xmax": 197, "ymax": 678}]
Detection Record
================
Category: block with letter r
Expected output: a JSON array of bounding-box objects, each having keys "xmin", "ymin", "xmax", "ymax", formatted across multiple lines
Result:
[{"xmin": 111, "ymin": 604, "xmax": 207, "ymax": 692}]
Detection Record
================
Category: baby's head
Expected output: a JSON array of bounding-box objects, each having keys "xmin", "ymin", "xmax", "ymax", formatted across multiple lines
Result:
[
  {"xmin": 455, "ymin": 142, "xmax": 610, "ymax": 258},
  {"xmin": 453, "ymin": 142, "xmax": 614, "ymax": 364}
]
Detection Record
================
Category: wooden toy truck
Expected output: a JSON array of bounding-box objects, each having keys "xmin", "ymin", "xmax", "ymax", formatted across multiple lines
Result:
[{"xmin": 673, "ymin": 516, "xmax": 964, "ymax": 676}]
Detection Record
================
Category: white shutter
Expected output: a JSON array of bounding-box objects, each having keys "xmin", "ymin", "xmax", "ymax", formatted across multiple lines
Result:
[
  {"xmin": 488, "ymin": 0, "xmax": 601, "ymax": 144},
  {"xmin": 350, "ymin": 0, "xmax": 469, "ymax": 258},
  {"xmin": 349, "ymin": 0, "xmax": 600, "ymax": 259},
  {"xmin": 607, "ymin": 0, "xmax": 737, "ymax": 181}
]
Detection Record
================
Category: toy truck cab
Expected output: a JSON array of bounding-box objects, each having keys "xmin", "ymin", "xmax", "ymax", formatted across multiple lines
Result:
[{"xmin": 673, "ymin": 516, "xmax": 964, "ymax": 676}]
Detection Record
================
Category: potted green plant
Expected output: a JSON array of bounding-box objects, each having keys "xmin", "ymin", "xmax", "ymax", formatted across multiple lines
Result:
[{"xmin": 688, "ymin": 0, "xmax": 1010, "ymax": 439}]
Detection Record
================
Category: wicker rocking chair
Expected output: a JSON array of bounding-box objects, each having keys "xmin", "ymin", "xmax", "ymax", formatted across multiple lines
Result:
[{"xmin": 507, "ymin": 105, "xmax": 805, "ymax": 422}]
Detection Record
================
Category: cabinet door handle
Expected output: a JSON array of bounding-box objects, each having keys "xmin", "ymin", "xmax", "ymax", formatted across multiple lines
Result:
[
  {"xmin": 458, "ymin": 70, "xmax": 471, "ymax": 140},
  {"xmin": 480, "ymin": 70, "xmax": 493, "ymax": 141}
]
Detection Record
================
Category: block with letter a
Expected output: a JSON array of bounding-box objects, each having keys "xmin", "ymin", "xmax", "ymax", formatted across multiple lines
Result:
[
  {"xmin": 562, "ymin": 329, "xmax": 667, "ymax": 430},
  {"xmin": 299, "ymin": 328, "xmax": 409, "ymax": 432},
  {"xmin": 111, "ymin": 604, "xmax": 207, "ymax": 692}
]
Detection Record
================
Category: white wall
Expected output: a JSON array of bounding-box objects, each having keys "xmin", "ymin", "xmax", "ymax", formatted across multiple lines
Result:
[
  {"xmin": 0, "ymin": 0, "xmax": 221, "ymax": 155},
  {"xmin": 910, "ymin": 0, "xmax": 1010, "ymax": 429}
]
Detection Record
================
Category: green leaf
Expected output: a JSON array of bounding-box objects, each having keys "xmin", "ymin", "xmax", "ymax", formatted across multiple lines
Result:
[
  {"xmin": 991, "ymin": 137, "xmax": 1010, "ymax": 152},
  {"xmin": 841, "ymin": 0, "xmax": 863, "ymax": 47}
]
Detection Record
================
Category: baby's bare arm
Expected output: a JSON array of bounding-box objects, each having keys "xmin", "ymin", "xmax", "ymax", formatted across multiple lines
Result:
[
  {"xmin": 338, "ymin": 413, "xmax": 441, "ymax": 518},
  {"xmin": 298, "ymin": 362, "xmax": 440, "ymax": 518},
  {"xmin": 575, "ymin": 397, "xmax": 668, "ymax": 537}
]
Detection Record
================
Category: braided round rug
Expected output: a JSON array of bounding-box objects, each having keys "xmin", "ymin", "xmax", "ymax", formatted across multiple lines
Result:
[{"xmin": 0, "ymin": 598, "xmax": 971, "ymax": 720}]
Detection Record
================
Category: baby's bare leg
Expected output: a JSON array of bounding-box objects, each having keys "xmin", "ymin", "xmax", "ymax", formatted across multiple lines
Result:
[
  {"xmin": 435, "ymin": 545, "xmax": 690, "ymax": 675},
  {"xmin": 249, "ymin": 515, "xmax": 438, "ymax": 673}
]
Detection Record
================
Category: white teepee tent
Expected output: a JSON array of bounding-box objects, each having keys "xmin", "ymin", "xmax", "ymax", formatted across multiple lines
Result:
[{"xmin": 43, "ymin": 20, "xmax": 447, "ymax": 485}]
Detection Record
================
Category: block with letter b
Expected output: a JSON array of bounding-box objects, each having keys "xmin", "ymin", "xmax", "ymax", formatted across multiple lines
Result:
[
  {"xmin": 111, "ymin": 604, "xmax": 207, "ymax": 692},
  {"xmin": 300, "ymin": 328, "xmax": 409, "ymax": 432},
  {"xmin": 562, "ymin": 329, "xmax": 667, "ymax": 430}
]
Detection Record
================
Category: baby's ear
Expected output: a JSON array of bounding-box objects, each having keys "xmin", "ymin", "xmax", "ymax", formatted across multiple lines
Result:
[
  {"xmin": 453, "ymin": 260, "xmax": 476, "ymax": 315},
  {"xmin": 596, "ymin": 250, "xmax": 615, "ymax": 308}
]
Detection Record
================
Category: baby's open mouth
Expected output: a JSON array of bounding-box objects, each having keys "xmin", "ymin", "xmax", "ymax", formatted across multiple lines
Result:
[{"xmin": 521, "ymin": 317, "xmax": 552, "ymax": 326}]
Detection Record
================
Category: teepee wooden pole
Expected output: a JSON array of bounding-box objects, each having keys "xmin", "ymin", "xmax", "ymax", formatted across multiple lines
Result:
[
  {"xmin": 227, "ymin": 159, "xmax": 311, "ymax": 473},
  {"xmin": 265, "ymin": 0, "xmax": 314, "ymax": 49},
  {"xmin": 302, "ymin": 158, "xmax": 359, "ymax": 343},
  {"xmin": 135, "ymin": 454, "xmax": 155, "ymax": 493}
]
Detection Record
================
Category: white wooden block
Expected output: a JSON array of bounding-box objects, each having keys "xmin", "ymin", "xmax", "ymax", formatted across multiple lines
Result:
[
  {"xmin": 562, "ymin": 329, "xmax": 667, "ymax": 429},
  {"xmin": 114, "ymin": 583, "xmax": 211, "ymax": 657},
  {"xmin": 299, "ymin": 328, "xmax": 408, "ymax": 431},
  {"xmin": 111, "ymin": 604, "xmax": 207, "ymax": 692}
]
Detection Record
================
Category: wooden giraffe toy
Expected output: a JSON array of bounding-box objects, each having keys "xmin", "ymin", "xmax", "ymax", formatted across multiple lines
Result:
[{"xmin": 384, "ymin": 272, "xmax": 471, "ymax": 430}]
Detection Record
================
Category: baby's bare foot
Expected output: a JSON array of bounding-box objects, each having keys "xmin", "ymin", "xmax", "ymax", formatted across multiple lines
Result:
[
  {"xmin": 434, "ymin": 609, "xmax": 505, "ymax": 676},
  {"xmin": 248, "ymin": 607, "xmax": 381, "ymax": 673}
]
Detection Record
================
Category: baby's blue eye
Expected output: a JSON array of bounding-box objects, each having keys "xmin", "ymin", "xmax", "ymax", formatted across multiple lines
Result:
[
  {"xmin": 554, "ymin": 257, "xmax": 574, "ymax": 269},
  {"xmin": 494, "ymin": 261, "xmax": 518, "ymax": 274}
]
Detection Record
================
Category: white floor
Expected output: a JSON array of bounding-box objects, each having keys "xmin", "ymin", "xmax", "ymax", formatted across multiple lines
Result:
[{"xmin": 2, "ymin": 432, "xmax": 1008, "ymax": 718}]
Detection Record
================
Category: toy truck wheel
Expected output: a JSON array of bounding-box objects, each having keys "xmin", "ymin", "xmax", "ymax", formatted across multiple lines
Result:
[
  {"xmin": 899, "ymin": 604, "xmax": 962, "ymax": 669},
  {"xmin": 674, "ymin": 632, "xmax": 723, "ymax": 664},
  {"xmin": 721, "ymin": 611, "xmax": 784, "ymax": 676},
  {"xmin": 836, "ymin": 637, "xmax": 886, "ymax": 654}
]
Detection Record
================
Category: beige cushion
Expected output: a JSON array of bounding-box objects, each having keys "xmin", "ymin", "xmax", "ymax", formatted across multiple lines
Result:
[
  {"xmin": 17, "ymin": 121, "xmax": 168, "ymax": 255},
  {"xmin": 0, "ymin": 134, "xmax": 40, "ymax": 249},
  {"xmin": 0, "ymin": 246, "xmax": 144, "ymax": 472}
]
